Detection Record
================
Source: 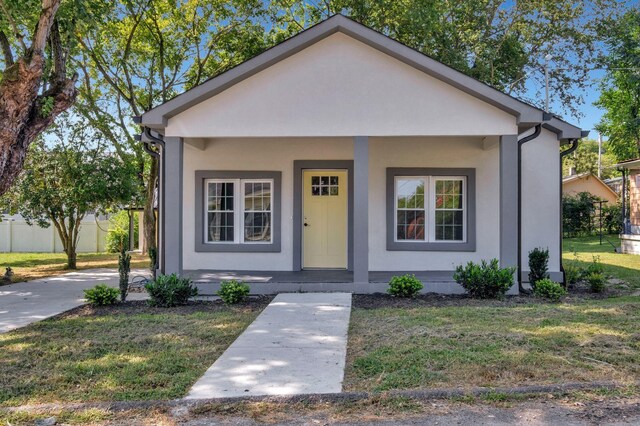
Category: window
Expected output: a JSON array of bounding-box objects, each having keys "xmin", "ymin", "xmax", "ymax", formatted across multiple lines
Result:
[
  {"xmin": 394, "ymin": 176, "xmax": 465, "ymax": 243},
  {"xmin": 387, "ymin": 168, "xmax": 475, "ymax": 251},
  {"xmin": 205, "ymin": 179, "xmax": 273, "ymax": 244},
  {"xmin": 311, "ymin": 175, "xmax": 340, "ymax": 196}
]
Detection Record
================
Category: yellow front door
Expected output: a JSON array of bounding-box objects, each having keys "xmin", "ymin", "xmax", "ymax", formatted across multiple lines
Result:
[{"xmin": 303, "ymin": 170, "xmax": 348, "ymax": 269}]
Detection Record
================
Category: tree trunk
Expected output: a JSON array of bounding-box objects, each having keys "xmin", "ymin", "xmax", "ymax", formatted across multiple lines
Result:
[
  {"xmin": 143, "ymin": 156, "xmax": 158, "ymax": 256},
  {"xmin": 66, "ymin": 250, "xmax": 77, "ymax": 269},
  {"xmin": 0, "ymin": 0, "xmax": 77, "ymax": 196}
]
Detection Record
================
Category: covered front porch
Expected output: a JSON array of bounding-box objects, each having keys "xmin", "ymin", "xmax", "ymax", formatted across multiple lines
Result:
[{"xmin": 184, "ymin": 269, "xmax": 462, "ymax": 294}]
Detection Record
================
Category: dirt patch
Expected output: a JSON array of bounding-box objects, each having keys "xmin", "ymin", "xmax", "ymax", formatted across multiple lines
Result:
[{"xmin": 55, "ymin": 296, "xmax": 274, "ymax": 319}]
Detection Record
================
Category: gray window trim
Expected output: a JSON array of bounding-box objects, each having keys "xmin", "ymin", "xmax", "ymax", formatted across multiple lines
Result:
[
  {"xmin": 293, "ymin": 160, "xmax": 354, "ymax": 271},
  {"xmin": 386, "ymin": 168, "xmax": 476, "ymax": 251},
  {"xmin": 195, "ymin": 170, "xmax": 281, "ymax": 252}
]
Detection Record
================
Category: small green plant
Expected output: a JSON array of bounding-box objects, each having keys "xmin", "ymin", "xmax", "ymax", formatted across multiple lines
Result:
[
  {"xmin": 145, "ymin": 274, "xmax": 198, "ymax": 307},
  {"xmin": 453, "ymin": 259, "xmax": 515, "ymax": 299},
  {"xmin": 84, "ymin": 284, "xmax": 119, "ymax": 306},
  {"xmin": 563, "ymin": 263, "xmax": 580, "ymax": 286},
  {"xmin": 387, "ymin": 274, "xmax": 423, "ymax": 298},
  {"xmin": 533, "ymin": 278, "xmax": 567, "ymax": 302},
  {"xmin": 585, "ymin": 255, "xmax": 604, "ymax": 276},
  {"xmin": 149, "ymin": 247, "xmax": 158, "ymax": 278},
  {"xmin": 118, "ymin": 247, "xmax": 131, "ymax": 302},
  {"xmin": 528, "ymin": 247, "xmax": 549, "ymax": 289},
  {"xmin": 588, "ymin": 272, "xmax": 606, "ymax": 293},
  {"xmin": 217, "ymin": 280, "xmax": 251, "ymax": 305}
]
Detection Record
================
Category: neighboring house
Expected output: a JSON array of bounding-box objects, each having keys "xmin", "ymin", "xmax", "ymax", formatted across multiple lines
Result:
[
  {"xmin": 138, "ymin": 14, "xmax": 587, "ymax": 293},
  {"xmin": 0, "ymin": 214, "xmax": 110, "ymax": 253},
  {"xmin": 617, "ymin": 158, "xmax": 640, "ymax": 254},
  {"xmin": 562, "ymin": 172, "xmax": 618, "ymax": 205},
  {"xmin": 604, "ymin": 176, "xmax": 623, "ymax": 195}
]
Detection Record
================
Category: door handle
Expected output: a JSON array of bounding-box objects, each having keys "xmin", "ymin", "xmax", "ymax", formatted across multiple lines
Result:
[{"xmin": 304, "ymin": 222, "xmax": 310, "ymax": 227}]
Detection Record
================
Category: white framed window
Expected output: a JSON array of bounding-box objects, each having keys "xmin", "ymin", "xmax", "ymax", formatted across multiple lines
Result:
[
  {"xmin": 394, "ymin": 176, "xmax": 466, "ymax": 243},
  {"xmin": 205, "ymin": 178, "xmax": 273, "ymax": 244}
]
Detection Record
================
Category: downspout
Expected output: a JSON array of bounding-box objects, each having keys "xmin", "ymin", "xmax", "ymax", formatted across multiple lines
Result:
[
  {"xmin": 137, "ymin": 126, "xmax": 166, "ymax": 275},
  {"xmin": 559, "ymin": 139, "xmax": 579, "ymax": 286},
  {"xmin": 517, "ymin": 124, "xmax": 542, "ymax": 293}
]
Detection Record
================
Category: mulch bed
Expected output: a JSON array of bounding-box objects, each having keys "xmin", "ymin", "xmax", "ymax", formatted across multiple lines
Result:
[
  {"xmin": 55, "ymin": 296, "xmax": 274, "ymax": 319},
  {"xmin": 352, "ymin": 284, "xmax": 623, "ymax": 309}
]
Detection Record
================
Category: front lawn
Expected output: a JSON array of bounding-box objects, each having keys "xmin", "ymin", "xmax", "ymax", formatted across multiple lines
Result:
[
  {"xmin": 344, "ymin": 296, "xmax": 640, "ymax": 392},
  {"xmin": 563, "ymin": 235, "xmax": 640, "ymax": 290},
  {"xmin": 0, "ymin": 300, "xmax": 269, "ymax": 406},
  {"xmin": 0, "ymin": 252, "xmax": 149, "ymax": 283}
]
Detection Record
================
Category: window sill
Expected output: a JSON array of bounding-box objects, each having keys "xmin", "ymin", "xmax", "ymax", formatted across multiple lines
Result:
[
  {"xmin": 387, "ymin": 241, "xmax": 476, "ymax": 252},
  {"xmin": 195, "ymin": 242, "xmax": 281, "ymax": 253}
]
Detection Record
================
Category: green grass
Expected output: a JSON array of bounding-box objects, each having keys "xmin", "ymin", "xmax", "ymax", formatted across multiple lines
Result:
[
  {"xmin": 563, "ymin": 235, "xmax": 640, "ymax": 290},
  {"xmin": 0, "ymin": 252, "xmax": 149, "ymax": 283},
  {"xmin": 345, "ymin": 297, "xmax": 640, "ymax": 392},
  {"xmin": 0, "ymin": 304, "xmax": 263, "ymax": 406}
]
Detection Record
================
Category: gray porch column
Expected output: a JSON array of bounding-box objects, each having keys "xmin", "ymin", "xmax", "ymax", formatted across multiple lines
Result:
[
  {"xmin": 499, "ymin": 135, "xmax": 518, "ymax": 286},
  {"xmin": 353, "ymin": 136, "xmax": 369, "ymax": 284},
  {"xmin": 163, "ymin": 137, "xmax": 184, "ymax": 275}
]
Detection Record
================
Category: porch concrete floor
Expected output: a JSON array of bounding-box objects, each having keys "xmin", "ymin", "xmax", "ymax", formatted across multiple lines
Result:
[
  {"xmin": 184, "ymin": 269, "xmax": 455, "ymax": 283},
  {"xmin": 186, "ymin": 292, "xmax": 352, "ymax": 398}
]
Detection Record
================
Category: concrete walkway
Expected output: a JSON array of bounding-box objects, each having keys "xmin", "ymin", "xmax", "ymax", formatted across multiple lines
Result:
[
  {"xmin": 0, "ymin": 268, "xmax": 150, "ymax": 333},
  {"xmin": 187, "ymin": 292, "xmax": 352, "ymax": 398}
]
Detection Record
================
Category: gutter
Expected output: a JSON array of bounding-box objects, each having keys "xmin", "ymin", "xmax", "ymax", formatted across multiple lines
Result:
[
  {"xmin": 517, "ymin": 124, "xmax": 542, "ymax": 292},
  {"xmin": 135, "ymin": 123, "xmax": 166, "ymax": 276},
  {"xmin": 559, "ymin": 139, "xmax": 579, "ymax": 286}
]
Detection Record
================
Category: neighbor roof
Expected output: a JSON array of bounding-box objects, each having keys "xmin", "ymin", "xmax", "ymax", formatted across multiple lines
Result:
[
  {"xmin": 617, "ymin": 158, "xmax": 640, "ymax": 169},
  {"xmin": 141, "ymin": 14, "xmax": 585, "ymax": 140}
]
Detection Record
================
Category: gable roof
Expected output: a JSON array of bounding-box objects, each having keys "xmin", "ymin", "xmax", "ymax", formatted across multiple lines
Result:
[
  {"xmin": 562, "ymin": 172, "xmax": 618, "ymax": 199},
  {"xmin": 140, "ymin": 14, "xmax": 584, "ymax": 140}
]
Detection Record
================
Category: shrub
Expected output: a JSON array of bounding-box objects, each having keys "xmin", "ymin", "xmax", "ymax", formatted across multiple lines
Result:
[
  {"xmin": 562, "ymin": 192, "xmax": 596, "ymax": 237},
  {"xmin": 533, "ymin": 278, "xmax": 567, "ymax": 302},
  {"xmin": 585, "ymin": 256, "xmax": 604, "ymax": 276},
  {"xmin": 118, "ymin": 247, "xmax": 131, "ymax": 302},
  {"xmin": 145, "ymin": 274, "xmax": 198, "ymax": 307},
  {"xmin": 588, "ymin": 272, "xmax": 606, "ymax": 293},
  {"xmin": 528, "ymin": 247, "xmax": 549, "ymax": 289},
  {"xmin": 387, "ymin": 274, "xmax": 423, "ymax": 298},
  {"xmin": 563, "ymin": 263, "xmax": 580, "ymax": 286},
  {"xmin": 217, "ymin": 280, "xmax": 251, "ymax": 305},
  {"xmin": 453, "ymin": 259, "xmax": 515, "ymax": 299},
  {"xmin": 601, "ymin": 203, "xmax": 623, "ymax": 234},
  {"xmin": 84, "ymin": 284, "xmax": 119, "ymax": 306}
]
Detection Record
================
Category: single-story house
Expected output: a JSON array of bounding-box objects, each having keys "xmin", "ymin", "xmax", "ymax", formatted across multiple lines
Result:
[
  {"xmin": 138, "ymin": 14, "xmax": 587, "ymax": 293},
  {"xmin": 617, "ymin": 158, "xmax": 640, "ymax": 254},
  {"xmin": 562, "ymin": 172, "xmax": 618, "ymax": 205}
]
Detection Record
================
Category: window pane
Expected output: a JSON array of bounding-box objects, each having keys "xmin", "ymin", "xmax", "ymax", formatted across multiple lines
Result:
[
  {"xmin": 244, "ymin": 212, "xmax": 271, "ymax": 242},
  {"xmin": 396, "ymin": 210, "xmax": 425, "ymax": 240},
  {"xmin": 243, "ymin": 181, "xmax": 272, "ymax": 243},
  {"xmin": 434, "ymin": 178, "xmax": 464, "ymax": 241},
  {"xmin": 397, "ymin": 179, "xmax": 424, "ymax": 209},
  {"xmin": 208, "ymin": 212, "xmax": 234, "ymax": 242}
]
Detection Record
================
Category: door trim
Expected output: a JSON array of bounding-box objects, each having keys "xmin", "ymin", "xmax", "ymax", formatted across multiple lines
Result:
[{"xmin": 293, "ymin": 160, "xmax": 354, "ymax": 271}]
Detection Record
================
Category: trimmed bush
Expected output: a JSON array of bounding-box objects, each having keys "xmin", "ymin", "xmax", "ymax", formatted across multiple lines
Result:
[
  {"xmin": 588, "ymin": 272, "xmax": 606, "ymax": 293},
  {"xmin": 563, "ymin": 263, "xmax": 580, "ymax": 286},
  {"xmin": 454, "ymin": 259, "xmax": 515, "ymax": 299},
  {"xmin": 528, "ymin": 247, "xmax": 549, "ymax": 289},
  {"xmin": 217, "ymin": 280, "xmax": 251, "ymax": 305},
  {"xmin": 387, "ymin": 274, "xmax": 423, "ymax": 298},
  {"xmin": 84, "ymin": 284, "xmax": 119, "ymax": 306},
  {"xmin": 145, "ymin": 274, "xmax": 198, "ymax": 307},
  {"xmin": 533, "ymin": 278, "xmax": 567, "ymax": 302}
]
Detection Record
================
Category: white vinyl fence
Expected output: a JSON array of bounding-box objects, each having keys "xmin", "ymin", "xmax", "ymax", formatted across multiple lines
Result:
[{"xmin": 0, "ymin": 214, "xmax": 110, "ymax": 253}]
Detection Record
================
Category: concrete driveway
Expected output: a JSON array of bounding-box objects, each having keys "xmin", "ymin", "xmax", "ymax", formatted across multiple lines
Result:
[{"xmin": 0, "ymin": 268, "xmax": 150, "ymax": 333}]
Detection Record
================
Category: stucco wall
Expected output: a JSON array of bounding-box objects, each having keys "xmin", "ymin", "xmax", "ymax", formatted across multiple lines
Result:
[
  {"xmin": 521, "ymin": 128, "xmax": 561, "ymax": 274},
  {"xmin": 166, "ymin": 33, "xmax": 517, "ymax": 138},
  {"xmin": 563, "ymin": 175, "xmax": 618, "ymax": 205},
  {"xmin": 182, "ymin": 136, "xmax": 502, "ymax": 271}
]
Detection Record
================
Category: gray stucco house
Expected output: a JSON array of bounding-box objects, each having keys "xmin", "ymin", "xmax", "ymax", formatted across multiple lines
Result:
[{"xmin": 138, "ymin": 14, "xmax": 587, "ymax": 294}]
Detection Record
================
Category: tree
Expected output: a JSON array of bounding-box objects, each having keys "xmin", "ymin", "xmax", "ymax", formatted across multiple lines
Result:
[
  {"xmin": 74, "ymin": 0, "xmax": 267, "ymax": 255},
  {"xmin": 562, "ymin": 138, "xmax": 619, "ymax": 180},
  {"xmin": 0, "ymin": 0, "xmax": 79, "ymax": 195},
  {"xmin": 595, "ymin": 8, "xmax": 640, "ymax": 161},
  {"xmin": 270, "ymin": 0, "xmax": 625, "ymax": 119},
  {"xmin": 0, "ymin": 116, "xmax": 139, "ymax": 269}
]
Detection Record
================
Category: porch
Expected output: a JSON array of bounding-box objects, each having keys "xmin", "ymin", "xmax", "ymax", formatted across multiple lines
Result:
[{"xmin": 184, "ymin": 269, "xmax": 463, "ymax": 295}]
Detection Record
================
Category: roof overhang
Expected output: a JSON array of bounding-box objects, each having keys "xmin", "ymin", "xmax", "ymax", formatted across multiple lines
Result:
[
  {"xmin": 617, "ymin": 158, "xmax": 640, "ymax": 169},
  {"xmin": 141, "ymin": 14, "xmax": 583, "ymax": 141}
]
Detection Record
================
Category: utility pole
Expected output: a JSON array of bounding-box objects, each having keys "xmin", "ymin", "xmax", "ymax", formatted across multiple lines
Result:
[
  {"xmin": 544, "ymin": 54, "xmax": 552, "ymax": 112},
  {"xmin": 597, "ymin": 133, "xmax": 602, "ymax": 178}
]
